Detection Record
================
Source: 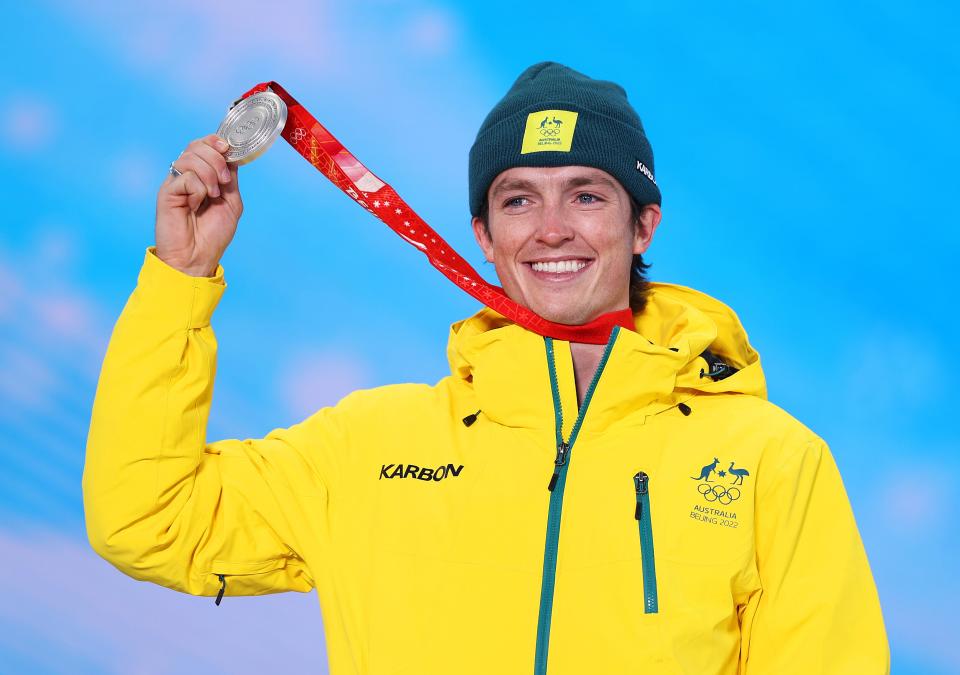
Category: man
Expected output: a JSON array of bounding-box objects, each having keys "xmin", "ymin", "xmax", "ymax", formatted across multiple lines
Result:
[{"xmin": 83, "ymin": 62, "xmax": 889, "ymax": 674}]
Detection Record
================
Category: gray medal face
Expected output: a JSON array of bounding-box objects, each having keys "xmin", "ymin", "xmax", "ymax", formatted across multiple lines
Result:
[{"xmin": 216, "ymin": 91, "xmax": 288, "ymax": 165}]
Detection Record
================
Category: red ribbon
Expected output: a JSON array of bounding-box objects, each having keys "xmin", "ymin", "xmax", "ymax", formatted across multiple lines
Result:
[{"xmin": 237, "ymin": 81, "xmax": 634, "ymax": 344}]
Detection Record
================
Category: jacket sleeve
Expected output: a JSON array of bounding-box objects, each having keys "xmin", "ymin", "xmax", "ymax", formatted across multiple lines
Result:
[
  {"xmin": 83, "ymin": 246, "xmax": 337, "ymax": 599},
  {"xmin": 739, "ymin": 437, "xmax": 890, "ymax": 673}
]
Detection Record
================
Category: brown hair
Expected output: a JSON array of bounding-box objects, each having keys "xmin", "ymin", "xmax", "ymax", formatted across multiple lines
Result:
[{"xmin": 476, "ymin": 195, "xmax": 653, "ymax": 315}]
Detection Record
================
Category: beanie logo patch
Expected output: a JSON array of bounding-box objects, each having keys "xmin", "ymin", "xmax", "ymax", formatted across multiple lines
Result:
[{"xmin": 520, "ymin": 110, "xmax": 579, "ymax": 154}]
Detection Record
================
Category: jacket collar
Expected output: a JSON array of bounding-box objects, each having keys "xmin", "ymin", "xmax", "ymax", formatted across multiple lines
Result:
[{"xmin": 446, "ymin": 282, "xmax": 767, "ymax": 432}]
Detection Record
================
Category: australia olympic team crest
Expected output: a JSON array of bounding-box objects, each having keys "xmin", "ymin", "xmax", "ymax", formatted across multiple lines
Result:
[
  {"xmin": 521, "ymin": 109, "xmax": 579, "ymax": 154},
  {"xmin": 689, "ymin": 456, "xmax": 751, "ymax": 529}
]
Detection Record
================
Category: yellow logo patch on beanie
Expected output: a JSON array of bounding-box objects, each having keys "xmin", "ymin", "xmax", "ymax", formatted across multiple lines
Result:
[{"xmin": 520, "ymin": 110, "xmax": 579, "ymax": 154}]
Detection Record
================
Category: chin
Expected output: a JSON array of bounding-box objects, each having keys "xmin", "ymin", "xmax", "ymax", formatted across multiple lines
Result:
[
  {"xmin": 506, "ymin": 282, "xmax": 610, "ymax": 326},
  {"xmin": 528, "ymin": 302, "xmax": 596, "ymax": 326}
]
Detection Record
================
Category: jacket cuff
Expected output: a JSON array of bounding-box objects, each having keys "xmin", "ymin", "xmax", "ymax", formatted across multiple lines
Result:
[{"xmin": 136, "ymin": 246, "xmax": 227, "ymax": 329}]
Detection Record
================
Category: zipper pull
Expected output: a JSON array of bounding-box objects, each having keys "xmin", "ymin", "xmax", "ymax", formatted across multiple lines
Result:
[
  {"xmin": 548, "ymin": 470, "xmax": 559, "ymax": 492},
  {"xmin": 215, "ymin": 574, "xmax": 226, "ymax": 606},
  {"xmin": 634, "ymin": 471, "xmax": 648, "ymax": 520},
  {"xmin": 555, "ymin": 441, "xmax": 570, "ymax": 467},
  {"xmin": 548, "ymin": 441, "xmax": 570, "ymax": 491}
]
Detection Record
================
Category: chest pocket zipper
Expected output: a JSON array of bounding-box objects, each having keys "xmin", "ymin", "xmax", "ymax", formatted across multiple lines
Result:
[{"xmin": 633, "ymin": 471, "xmax": 659, "ymax": 614}]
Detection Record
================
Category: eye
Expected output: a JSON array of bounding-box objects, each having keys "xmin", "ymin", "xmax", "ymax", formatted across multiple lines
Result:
[
  {"xmin": 576, "ymin": 193, "xmax": 602, "ymax": 204},
  {"xmin": 503, "ymin": 196, "xmax": 529, "ymax": 208}
]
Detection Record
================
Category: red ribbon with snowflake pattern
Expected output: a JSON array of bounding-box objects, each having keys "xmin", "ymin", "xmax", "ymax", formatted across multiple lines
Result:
[{"xmin": 236, "ymin": 81, "xmax": 635, "ymax": 344}]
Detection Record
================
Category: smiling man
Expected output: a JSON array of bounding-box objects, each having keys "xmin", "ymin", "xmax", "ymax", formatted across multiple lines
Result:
[
  {"xmin": 473, "ymin": 164, "xmax": 659, "ymax": 403},
  {"xmin": 84, "ymin": 62, "xmax": 890, "ymax": 674}
]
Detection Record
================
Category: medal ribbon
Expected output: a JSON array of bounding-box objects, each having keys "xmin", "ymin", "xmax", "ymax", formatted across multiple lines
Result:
[{"xmin": 236, "ymin": 81, "xmax": 635, "ymax": 344}]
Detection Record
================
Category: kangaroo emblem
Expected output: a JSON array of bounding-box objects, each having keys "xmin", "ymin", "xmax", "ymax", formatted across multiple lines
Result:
[
  {"xmin": 691, "ymin": 457, "xmax": 720, "ymax": 482},
  {"xmin": 727, "ymin": 462, "xmax": 750, "ymax": 486},
  {"xmin": 539, "ymin": 116, "xmax": 549, "ymax": 128}
]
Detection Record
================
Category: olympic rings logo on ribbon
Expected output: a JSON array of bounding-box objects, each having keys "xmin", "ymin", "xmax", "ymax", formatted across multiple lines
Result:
[
  {"xmin": 540, "ymin": 128, "xmax": 560, "ymax": 136},
  {"xmin": 697, "ymin": 483, "xmax": 741, "ymax": 505}
]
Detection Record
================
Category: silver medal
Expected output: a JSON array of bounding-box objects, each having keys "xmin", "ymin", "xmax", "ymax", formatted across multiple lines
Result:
[{"xmin": 216, "ymin": 90, "xmax": 288, "ymax": 165}]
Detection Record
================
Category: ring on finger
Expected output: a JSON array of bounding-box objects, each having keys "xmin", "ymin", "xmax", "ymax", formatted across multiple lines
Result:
[{"xmin": 168, "ymin": 161, "xmax": 183, "ymax": 177}]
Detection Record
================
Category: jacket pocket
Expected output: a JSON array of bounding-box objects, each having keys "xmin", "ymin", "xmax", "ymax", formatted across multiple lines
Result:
[
  {"xmin": 209, "ymin": 557, "xmax": 296, "ymax": 605},
  {"xmin": 633, "ymin": 471, "xmax": 659, "ymax": 614}
]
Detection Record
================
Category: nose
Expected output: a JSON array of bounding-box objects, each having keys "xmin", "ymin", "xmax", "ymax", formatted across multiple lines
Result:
[{"xmin": 534, "ymin": 200, "xmax": 575, "ymax": 247}]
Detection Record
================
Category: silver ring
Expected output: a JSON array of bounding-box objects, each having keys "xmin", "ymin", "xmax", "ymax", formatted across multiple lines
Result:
[{"xmin": 168, "ymin": 162, "xmax": 183, "ymax": 178}]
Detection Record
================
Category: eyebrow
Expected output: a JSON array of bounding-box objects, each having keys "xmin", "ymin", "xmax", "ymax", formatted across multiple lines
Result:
[{"xmin": 490, "ymin": 174, "xmax": 619, "ymax": 199}]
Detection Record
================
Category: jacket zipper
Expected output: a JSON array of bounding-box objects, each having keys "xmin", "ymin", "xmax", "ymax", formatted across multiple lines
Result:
[
  {"xmin": 534, "ymin": 327, "xmax": 620, "ymax": 675},
  {"xmin": 215, "ymin": 574, "xmax": 226, "ymax": 605},
  {"xmin": 633, "ymin": 471, "xmax": 659, "ymax": 614}
]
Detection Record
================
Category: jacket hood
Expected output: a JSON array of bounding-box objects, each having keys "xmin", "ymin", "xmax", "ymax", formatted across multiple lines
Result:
[
  {"xmin": 446, "ymin": 282, "xmax": 767, "ymax": 429},
  {"xmin": 630, "ymin": 282, "xmax": 766, "ymax": 399}
]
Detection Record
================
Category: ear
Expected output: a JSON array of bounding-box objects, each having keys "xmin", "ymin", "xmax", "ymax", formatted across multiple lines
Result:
[
  {"xmin": 633, "ymin": 203, "xmax": 662, "ymax": 256},
  {"xmin": 472, "ymin": 215, "xmax": 496, "ymax": 263}
]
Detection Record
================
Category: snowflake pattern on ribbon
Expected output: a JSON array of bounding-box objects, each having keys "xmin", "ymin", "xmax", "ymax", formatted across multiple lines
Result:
[{"xmin": 236, "ymin": 81, "xmax": 636, "ymax": 344}]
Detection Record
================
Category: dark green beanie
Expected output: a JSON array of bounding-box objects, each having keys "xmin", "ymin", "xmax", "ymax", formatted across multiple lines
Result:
[{"xmin": 468, "ymin": 61, "xmax": 660, "ymax": 217}]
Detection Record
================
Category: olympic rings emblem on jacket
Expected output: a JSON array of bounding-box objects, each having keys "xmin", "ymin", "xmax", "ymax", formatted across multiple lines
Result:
[{"xmin": 697, "ymin": 483, "xmax": 741, "ymax": 505}]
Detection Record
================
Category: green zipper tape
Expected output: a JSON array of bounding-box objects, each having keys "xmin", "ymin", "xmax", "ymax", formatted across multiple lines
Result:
[
  {"xmin": 534, "ymin": 327, "xmax": 620, "ymax": 675},
  {"xmin": 634, "ymin": 471, "xmax": 659, "ymax": 613}
]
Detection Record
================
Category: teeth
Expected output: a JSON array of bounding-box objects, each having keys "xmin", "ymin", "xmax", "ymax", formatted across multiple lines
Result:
[{"xmin": 531, "ymin": 260, "xmax": 587, "ymax": 273}]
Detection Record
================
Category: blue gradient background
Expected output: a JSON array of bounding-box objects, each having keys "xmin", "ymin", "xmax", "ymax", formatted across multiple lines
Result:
[{"xmin": 1, "ymin": 1, "xmax": 957, "ymax": 673}]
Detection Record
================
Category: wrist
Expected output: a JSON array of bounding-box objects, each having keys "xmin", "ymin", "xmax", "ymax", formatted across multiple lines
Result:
[
  {"xmin": 152, "ymin": 248, "xmax": 218, "ymax": 277},
  {"xmin": 177, "ymin": 264, "xmax": 218, "ymax": 278}
]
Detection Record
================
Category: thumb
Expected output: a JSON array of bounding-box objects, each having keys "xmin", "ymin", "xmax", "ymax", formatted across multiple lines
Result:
[
  {"xmin": 224, "ymin": 160, "xmax": 240, "ymax": 190},
  {"xmin": 221, "ymin": 161, "xmax": 241, "ymax": 205}
]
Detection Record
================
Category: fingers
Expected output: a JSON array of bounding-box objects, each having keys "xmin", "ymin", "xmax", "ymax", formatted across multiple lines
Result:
[
  {"xmin": 179, "ymin": 170, "xmax": 211, "ymax": 214},
  {"xmin": 217, "ymin": 161, "xmax": 243, "ymax": 218},
  {"xmin": 221, "ymin": 162, "xmax": 240, "ymax": 197},
  {"xmin": 169, "ymin": 134, "xmax": 232, "ymax": 198},
  {"xmin": 195, "ymin": 134, "xmax": 232, "ymax": 183}
]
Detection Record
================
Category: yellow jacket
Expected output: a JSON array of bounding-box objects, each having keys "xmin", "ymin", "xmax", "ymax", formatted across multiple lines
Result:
[{"xmin": 84, "ymin": 247, "xmax": 889, "ymax": 674}]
